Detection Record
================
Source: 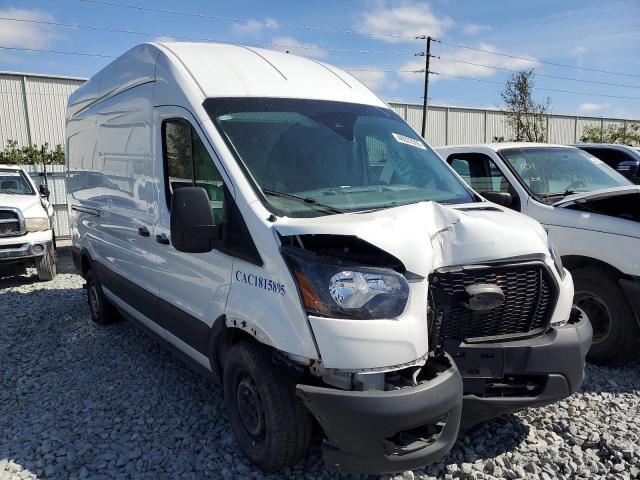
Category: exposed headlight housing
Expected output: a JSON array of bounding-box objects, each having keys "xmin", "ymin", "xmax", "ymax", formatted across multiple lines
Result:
[
  {"xmin": 547, "ymin": 238, "xmax": 565, "ymax": 279},
  {"xmin": 25, "ymin": 217, "xmax": 49, "ymax": 232},
  {"xmin": 282, "ymin": 247, "xmax": 409, "ymax": 319}
]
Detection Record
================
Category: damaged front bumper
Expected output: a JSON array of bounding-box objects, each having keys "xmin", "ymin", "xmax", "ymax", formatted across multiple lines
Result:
[
  {"xmin": 296, "ymin": 354, "xmax": 463, "ymax": 474},
  {"xmin": 443, "ymin": 308, "xmax": 592, "ymax": 431}
]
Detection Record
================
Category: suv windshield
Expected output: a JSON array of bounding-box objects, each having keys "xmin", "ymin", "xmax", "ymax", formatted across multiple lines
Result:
[
  {"xmin": 500, "ymin": 147, "xmax": 631, "ymax": 201},
  {"xmin": 205, "ymin": 98, "xmax": 474, "ymax": 216},
  {"xmin": 0, "ymin": 169, "xmax": 34, "ymax": 195}
]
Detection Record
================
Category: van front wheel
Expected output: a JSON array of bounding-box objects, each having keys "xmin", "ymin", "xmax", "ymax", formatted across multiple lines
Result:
[
  {"xmin": 223, "ymin": 341, "xmax": 312, "ymax": 473},
  {"xmin": 86, "ymin": 270, "xmax": 120, "ymax": 325}
]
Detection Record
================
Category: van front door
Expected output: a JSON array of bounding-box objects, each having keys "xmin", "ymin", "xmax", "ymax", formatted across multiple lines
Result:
[{"xmin": 151, "ymin": 107, "xmax": 233, "ymax": 370}]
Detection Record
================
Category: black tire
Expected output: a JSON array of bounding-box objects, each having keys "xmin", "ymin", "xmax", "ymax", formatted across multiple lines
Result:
[
  {"xmin": 572, "ymin": 266, "xmax": 640, "ymax": 365},
  {"xmin": 86, "ymin": 269, "xmax": 121, "ymax": 325},
  {"xmin": 36, "ymin": 248, "xmax": 56, "ymax": 281},
  {"xmin": 223, "ymin": 341, "xmax": 312, "ymax": 473}
]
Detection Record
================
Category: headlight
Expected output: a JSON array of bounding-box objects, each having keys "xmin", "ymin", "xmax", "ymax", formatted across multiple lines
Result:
[
  {"xmin": 547, "ymin": 238, "xmax": 565, "ymax": 279},
  {"xmin": 25, "ymin": 217, "xmax": 49, "ymax": 232},
  {"xmin": 282, "ymin": 247, "xmax": 409, "ymax": 319}
]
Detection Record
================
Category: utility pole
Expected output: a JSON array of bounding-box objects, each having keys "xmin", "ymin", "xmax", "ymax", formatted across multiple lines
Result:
[{"xmin": 419, "ymin": 36, "xmax": 432, "ymax": 138}]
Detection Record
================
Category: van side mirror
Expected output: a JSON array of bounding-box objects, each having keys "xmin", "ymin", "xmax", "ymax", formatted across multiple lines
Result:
[
  {"xmin": 481, "ymin": 191, "xmax": 512, "ymax": 207},
  {"xmin": 39, "ymin": 184, "xmax": 50, "ymax": 199},
  {"xmin": 616, "ymin": 160, "xmax": 640, "ymax": 179},
  {"xmin": 170, "ymin": 187, "xmax": 221, "ymax": 253}
]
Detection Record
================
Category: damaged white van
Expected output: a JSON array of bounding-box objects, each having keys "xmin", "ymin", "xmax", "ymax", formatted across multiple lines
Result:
[{"xmin": 66, "ymin": 43, "xmax": 590, "ymax": 474}]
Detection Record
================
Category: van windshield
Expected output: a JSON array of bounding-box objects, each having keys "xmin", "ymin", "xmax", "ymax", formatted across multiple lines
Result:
[
  {"xmin": 0, "ymin": 169, "xmax": 34, "ymax": 195},
  {"xmin": 500, "ymin": 147, "xmax": 631, "ymax": 201},
  {"xmin": 205, "ymin": 98, "xmax": 474, "ymax": 216}
]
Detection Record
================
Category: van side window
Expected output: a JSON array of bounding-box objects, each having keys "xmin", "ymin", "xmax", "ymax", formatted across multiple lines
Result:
[{"xmin": 162, "ymin": 119, "xmax": 224, "ymax": 223}]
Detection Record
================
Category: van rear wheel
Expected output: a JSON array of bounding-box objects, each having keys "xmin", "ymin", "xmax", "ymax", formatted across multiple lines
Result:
[
  {"xmin": 572, "ymin": 266, "xmax": 640, "ymax": 365},
  {"xmin": 223, "ymin": 341, "xmax": 312, "ymax": 473},
  {"xmin": 86, "ymin": 270, "xmax": 121, "ymax": 324}
]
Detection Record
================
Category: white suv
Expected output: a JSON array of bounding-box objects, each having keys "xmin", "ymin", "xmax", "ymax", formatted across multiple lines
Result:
[{"xmin": 0, "ymin": 164, "xmax": 57, "ymax": 280}]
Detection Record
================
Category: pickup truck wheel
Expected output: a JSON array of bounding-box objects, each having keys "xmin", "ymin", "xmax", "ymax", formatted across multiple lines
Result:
[
  {"xmin": 223, "ymin": 341, "xmax": 312, "ymax": 473},
  {"xmin": 85, "ymin": 270, "xmax": 120, "ymax": 324},
  {"xmin": 572, "ymin": 267, "xmax": 640, "ymax": 365},
  {"xmin": 36, "ymin": 248, "xmax": 56, "ymax": 281}
]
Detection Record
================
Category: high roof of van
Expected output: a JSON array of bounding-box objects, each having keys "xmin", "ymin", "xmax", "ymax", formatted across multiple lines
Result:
[{"xmin": 67, "ymin": 42, "xmax": 387, "ymax": 118}]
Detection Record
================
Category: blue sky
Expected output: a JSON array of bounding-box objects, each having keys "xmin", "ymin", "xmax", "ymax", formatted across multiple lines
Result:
[{"xmin": 1, "ymin": 0, "xmax": 639, "ymax": 118}]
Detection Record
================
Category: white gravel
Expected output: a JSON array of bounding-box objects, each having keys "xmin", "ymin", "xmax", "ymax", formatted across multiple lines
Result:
[{"xmin": 1, "ymin": 247, "xmax": 639, "ymax": 480}]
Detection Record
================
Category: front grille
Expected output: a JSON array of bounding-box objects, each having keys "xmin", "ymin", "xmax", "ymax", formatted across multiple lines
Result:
[
  {"xmin": 0, "ymin": 209, "xmax": 22, "ymax": 236},
  {"xmin": 428, "ymin": 262, "xmax": 557, "ymax": 344}
]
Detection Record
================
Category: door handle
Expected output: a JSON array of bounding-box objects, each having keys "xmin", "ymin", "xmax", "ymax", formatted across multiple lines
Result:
[
  {"xmin": 156, "ymin": 233, "xmax": 170, "ymax": 245},
  {"xmin": 137, "ymin": 226, "xmax": 150, "ymax": 237}
]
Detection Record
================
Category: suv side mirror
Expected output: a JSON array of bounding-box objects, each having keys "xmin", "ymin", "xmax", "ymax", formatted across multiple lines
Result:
[
  {"xmin": 482, "ymin": 191, "xmax": 512, "ymax": 207},
  {"xmin": 170, "ymin": 187, "xmax": 222, "ymax": 253},
  {"xmin": 39, "ymin": 184, "xmax": 50, "ymax": 199}
]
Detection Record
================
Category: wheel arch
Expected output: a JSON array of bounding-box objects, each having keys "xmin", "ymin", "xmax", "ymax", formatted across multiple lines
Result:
[{"xmin": 562, "ymin": 255, "xmax": 632, "ymax": 281}]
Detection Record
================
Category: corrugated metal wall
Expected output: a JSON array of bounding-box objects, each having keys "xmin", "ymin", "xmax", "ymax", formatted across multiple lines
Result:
[
  {"xmin": 388, "ymin": 102, "xmax": 640, "ymax": 147},
  {"xmin": 0, "ymin": 72, "xmax": 85, "ymax": 150}
]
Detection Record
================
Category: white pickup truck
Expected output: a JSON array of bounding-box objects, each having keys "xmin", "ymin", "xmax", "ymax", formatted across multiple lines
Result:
[
  {"xmin": 0, "ymin": 164, "xmax": 57, "ymax": 280},
  {"xmin": 437, "ymin": 143, "xmax": 640, "ymax": 365}
]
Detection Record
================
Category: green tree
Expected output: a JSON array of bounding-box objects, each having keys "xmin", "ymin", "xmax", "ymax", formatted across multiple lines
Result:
[
  {"xmin": 499, "ymin": 69, "xmax": 550, "ymax": 142},
  {"xmin": 0, "ymin": 140, "xmax": 65, "ymax": 165},
  {"xmin": 580, "ymin": 123, "xmax": 640, "ymax": 146}
]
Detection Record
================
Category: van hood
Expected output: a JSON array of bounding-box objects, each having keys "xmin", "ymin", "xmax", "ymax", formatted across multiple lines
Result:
[
  {"xmin": 0, "ymin": 193, "xmax": 43, "ymax": 217},
  {"xmin": 275, "ymin": 201, "xmax": 548, "ymax": 277},
  {"xmin": 553, "ymin": 185, "xmax": 640, "ymax": 207}
]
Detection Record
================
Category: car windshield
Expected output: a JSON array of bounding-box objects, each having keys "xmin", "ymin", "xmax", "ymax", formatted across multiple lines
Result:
[
  {"xmin": 0, "ymin": 169, "xmax": 34, "ymax": 195},
  {"xmin": 500, "ymin": 147, "xmax": 631, "ymax": 200},
  {"xmin": 205, "ymin": 98, "xmax": 474, "ymax": 216}
]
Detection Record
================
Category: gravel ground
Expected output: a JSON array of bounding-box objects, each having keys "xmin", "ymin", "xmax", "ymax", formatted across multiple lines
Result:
[{"xmin": 1, "ymin": 247, "xmax": 639, "ymax": 480}]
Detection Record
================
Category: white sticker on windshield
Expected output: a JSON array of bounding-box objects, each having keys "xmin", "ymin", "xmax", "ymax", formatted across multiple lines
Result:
[{"xmin": 392, "ymin": 133, "xmax": 426, "ymax": 150}]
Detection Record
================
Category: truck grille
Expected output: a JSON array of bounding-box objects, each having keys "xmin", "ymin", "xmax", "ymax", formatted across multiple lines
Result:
[
  {"xmin": 428, "ymin": 261, "xmax": 557, "ymax": 344},
  {"xmin": 0, "ymin": 209, "xmax": 23, "ymax": 236}
]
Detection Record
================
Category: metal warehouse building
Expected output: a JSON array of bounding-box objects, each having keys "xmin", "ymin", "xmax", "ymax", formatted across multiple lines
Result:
[{"xmin": 1, "ymin": 70, "xmax": 639, "ymax": 237}]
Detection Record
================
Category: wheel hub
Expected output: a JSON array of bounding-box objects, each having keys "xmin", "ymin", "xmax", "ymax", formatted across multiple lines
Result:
[
  {"xmin": 575, "ymin": 292, "xmax": 611, "ymax": 345},
  {"xmin": 236, "ymin": 376, "xmax": 265, "ymax": 440}
]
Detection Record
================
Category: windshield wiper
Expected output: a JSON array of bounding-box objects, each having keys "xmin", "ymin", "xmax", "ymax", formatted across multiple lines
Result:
[
  {"xmin": 261, "ymin": 189, "xmax": 346, "ymax": 214},
  {"xmin": 539, "ymin": 189, "xmax": 578, "ymax": 200}
]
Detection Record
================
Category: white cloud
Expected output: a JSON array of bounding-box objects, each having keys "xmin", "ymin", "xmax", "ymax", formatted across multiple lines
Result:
[
  {"xmin": 398, "ymin": 43, "xmax": 539, "ymax": 83},
  {"xmin": 153, "ymin": 36, "xmax": 177, "ymax": 43},
  {"xmin": 270, "ymin": 36, "xmax": 326, "ymax": 59},
  {"xmin": 570, "ymin": 46, "xmax": 587, "ymax": 56},
  {"xmin": 358, "ymin": 1, "xmax": 453, "ymax": 43},
  {"xmin": 232, "ymin": 18, "xmax": 279, "ymax": 37},
  {"xmin": 462, "ymin": 23, "xmax": 492, "ymax": 36},
  {"xmin": 0, "ymin": 8, "xmax": 59, "ymax": 49},
  {"xmin": 345, "ymin": 68, "xmax": 399, "ymax": 92},
  {"xmin": 578, "ymin": 102, "xmax": 610, "ymax": 113}
]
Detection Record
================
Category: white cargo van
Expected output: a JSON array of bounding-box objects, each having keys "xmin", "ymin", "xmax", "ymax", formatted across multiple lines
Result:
[
  {"xmin": 438, "ymin": 143, "xmax": 639, "ymax": 365},
  {"xmin": 66, "ymin": 43, "xmax": 590, "ymax": 474},
  {"xmin": 0, "ymin": 164, "xmax": 56, "ymax": 280}
]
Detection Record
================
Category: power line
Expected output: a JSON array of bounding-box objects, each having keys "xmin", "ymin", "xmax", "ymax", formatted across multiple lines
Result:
[
  {"xmin": 2, "ymin": 44, "xmax": 640, "ymax": 102},
  {"xmin": 0, "ymin": 45, "xmax": 114, "ymax": 58},
  {"xmin": 0, "ymin": 16, "xmax": 416, "ymax": 56},
  {"xmin": 79, "ymin": 0, "xmax": 421, "ymax": 40},
  {"xmin": 432, "ymin": 72, "xmax": 640, "ymax": 100},
  {"xmin": 435, "ymin": 56, "xmax": 640, "ymax": 89},
  {"xmin": 436, "ymin": 39, "xmax": 640, "ymax": 79}
]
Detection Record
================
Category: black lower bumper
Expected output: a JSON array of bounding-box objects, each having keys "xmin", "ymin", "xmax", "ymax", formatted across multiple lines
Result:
[
  {"xmin": 443, "ymin": 308, "xmax": 592, "ymax": 431},
  {"xmin": 296, "ymin": 354, "xmax": 463, "ymax": 474}
]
